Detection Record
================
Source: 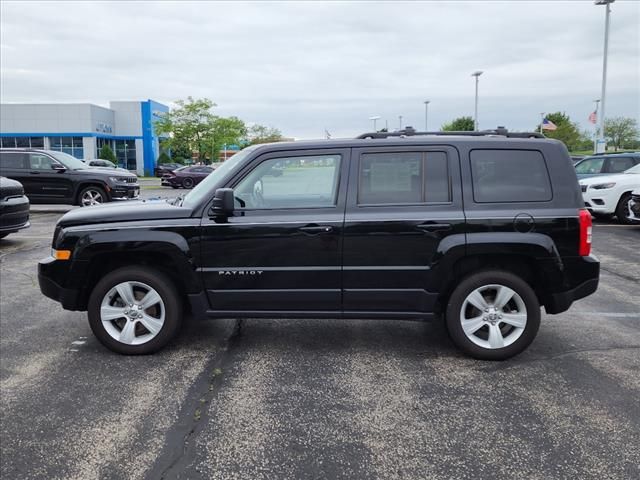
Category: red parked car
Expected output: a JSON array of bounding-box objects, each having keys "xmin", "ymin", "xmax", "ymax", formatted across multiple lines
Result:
[{"xmin": 161, "ymin": 165, "xmax": 214, "ymax": 189}]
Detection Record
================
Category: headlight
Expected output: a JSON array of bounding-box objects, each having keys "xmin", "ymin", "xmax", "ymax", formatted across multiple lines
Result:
[
  {"xmin": 591, "ymin": 182, "xmax": 616, "ymax": 190},
  {"xmin": 109, "ymin": 177, "xmax": 131, "ymax": 183}
]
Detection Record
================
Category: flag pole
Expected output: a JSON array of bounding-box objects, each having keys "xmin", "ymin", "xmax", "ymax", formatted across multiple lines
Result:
[{"xmin": 539, "ymin": 113, "xmax": 545, "ymax": 134}]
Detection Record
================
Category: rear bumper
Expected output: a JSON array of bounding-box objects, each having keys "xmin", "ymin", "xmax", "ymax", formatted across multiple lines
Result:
[{"xmin": 544, "ymin": 255, "xmax": 600, "ymax": 314}]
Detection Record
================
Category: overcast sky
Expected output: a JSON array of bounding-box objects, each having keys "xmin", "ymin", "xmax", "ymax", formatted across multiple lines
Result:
[{"xmin": 1, "ymin": 0, "xmax": 638, "ymax": 139}]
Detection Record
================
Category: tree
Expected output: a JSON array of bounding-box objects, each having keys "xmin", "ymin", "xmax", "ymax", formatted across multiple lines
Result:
[
  {"xmin": 154, "ymin": 97, "xmax": 217, "ymax": 162},
  {"xmin": 605, "ymin": 117, "xmax": 639, "ymax": 151},
  {"xmin": 536, "ymin": 112, "xmax": 581, "ymax": 151},
  {"xmin": 247, "ymin": 124, "xmax": 284, "ymax": 145},
  {"xmin": 99, "ymin": 144, "xmax": 117, "ymax": 163},
  {"xmin": 210, "ymin": 116, "xmax": 247, "ymax": 160},
  {"xmin": 157, "ymin": 151, "xmax": 171, "ymax": 164},
  {"xmin": 441, "ymin": 116, "xmax": 474, "ymax": 131}
]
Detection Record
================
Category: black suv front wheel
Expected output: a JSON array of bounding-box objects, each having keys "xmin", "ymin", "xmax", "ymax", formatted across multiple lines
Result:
[
  {"xmin": 446, "ymin": 270, "xmax": 540, "ymax": 360},
  {"xmin": 88, "ymin": 267, "xmax": 182, "ymax": 354}
]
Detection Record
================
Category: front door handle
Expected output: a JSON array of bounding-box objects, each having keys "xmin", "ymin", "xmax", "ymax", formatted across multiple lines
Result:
[
  {"xmin": 299, "ymin": 225, "xmax": 334, "ymax": 234},
  {"xmin": 416, "ymin": 223, "xmax": 452, "ymax": 232}
]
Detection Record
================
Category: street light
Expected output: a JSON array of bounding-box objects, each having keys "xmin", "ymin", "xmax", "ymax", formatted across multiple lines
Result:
[
  {"xmin": 399, "ymin": 115, "xmax": 403, "ymax": 130},
  {"xmin": 369, "ymin": 115, "xmax": 381, "ymax": 132},
  {"xmin": 471, "ymin": 71, "xmax": 483, "ymax": 131},
  {"xmin": 424, "ymin": 100, "xmax": 430, "ymax": 131},
  {"xmin": 595, "ymin": 0, "xmax": 614, "ymax": 153},
  {"xmin": 593, "ymin": 98, "xmax": 601, "ymax": 153}
]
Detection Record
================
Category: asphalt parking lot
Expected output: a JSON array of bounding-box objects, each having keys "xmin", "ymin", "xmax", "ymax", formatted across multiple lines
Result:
[{"xmin": 1, "ymin": 183, "xmax": 639, "ymax": 480}]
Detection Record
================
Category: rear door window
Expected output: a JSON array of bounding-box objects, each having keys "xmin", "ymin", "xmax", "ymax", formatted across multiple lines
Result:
[
  {"xmin": 606, "ymin": 157, "xmax": 636, "ymax": 173},
  {"xmin": 358, "ymin": 151, "xmax": 451, "ymax": 205},
  {"xmin": 0, "ymin": 152, "xmax": 27, "ymax": 169},
  {"xmin": 470, "ymin": 149, "xmax": 552, "ymax": 203}
]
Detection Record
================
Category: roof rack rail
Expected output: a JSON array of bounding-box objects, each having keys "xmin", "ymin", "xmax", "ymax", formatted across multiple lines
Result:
[{"xmin": 356, "ymin": 126, "xmax": 545, "ymax": 139}]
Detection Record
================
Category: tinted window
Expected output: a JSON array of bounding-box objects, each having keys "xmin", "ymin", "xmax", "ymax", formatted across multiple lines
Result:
[
  {"xmin": 575, "ymin": 157, "xmax": 604, "ymax": 174},
  {"xmin": 470, "ymin": 149, "xmax": 552, "ymax": 203},
  {"xmin": 607, "ymin": 157, "xmax": 636, "ymax": 173},
  {"xmin": 235, "ymin": 154, "xmax": 341, "ymax": 209},
  {"xmin": 358, "ymin": 151, "xmax": 450, "ymax": 205},
  {"xmin": 29, "ymin": 153, "xmax": 55, "ymax": 170},
  {"xmin": 0, "ymin": 152, "xmax": 26, "ymax": 169}
]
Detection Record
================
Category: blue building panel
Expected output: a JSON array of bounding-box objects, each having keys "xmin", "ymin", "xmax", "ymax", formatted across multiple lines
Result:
[{"xmin": 140, "ymin": 100, "xmax": 169, "ymax": 176}]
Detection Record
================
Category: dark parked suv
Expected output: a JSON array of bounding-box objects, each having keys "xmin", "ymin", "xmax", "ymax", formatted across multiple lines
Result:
[
  {"xmin": 0, "ymin": 149, "xmax": 139, "ymax": 206},
  {"xmin": 38, "ymin": 129, "xmax": 599, "ymax": 360},
  {"xmin": 0, "ymin": 176, "xmax": 30, "ymax": 238}
]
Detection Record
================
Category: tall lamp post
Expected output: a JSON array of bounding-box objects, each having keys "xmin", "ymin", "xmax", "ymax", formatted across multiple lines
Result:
[
  {"xmin": 369, "ymin": 115, "xmax": 381, "ymax": 132},
  {"xmin": 595, "ymin": 0, "xmax": 614, "ymax": 153},
  {"xmin": 424, "ymin": 100, "xmax": 430, "ymax": 131},
  {"xmin": 471, "ymin": 71, "xmax": 483, "ymax": 131},
  {"xmin": 593, "ymin": 99, "xmax": 600, "ymax": 153},
  {"xmin": 399, "ymin": 115, "xmax": 403, "ymax": 130}
]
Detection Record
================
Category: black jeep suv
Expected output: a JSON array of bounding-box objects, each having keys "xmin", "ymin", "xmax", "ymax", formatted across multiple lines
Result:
[
  {"xmin": 38, "ymin": 129, "xmax": 599, "ymax": 360},
  {"xmin": 0, "ymin": 149, "xmax": 139, "ymax": 206}
]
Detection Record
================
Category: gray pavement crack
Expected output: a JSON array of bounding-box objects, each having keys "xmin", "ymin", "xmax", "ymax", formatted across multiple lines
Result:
[{"xmin": 148, "ymin": 318, "xmax": 244, "ymax": 480}]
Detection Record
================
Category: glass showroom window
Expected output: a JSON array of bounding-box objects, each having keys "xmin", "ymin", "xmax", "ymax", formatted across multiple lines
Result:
[
  {"xmin": 97, "ymin": 138, "xmax": 114, "ymax": 158},
  {"xmin": 115, "ymin": 139, "xmax": 137, "ymax": 170},
  {"xmin": 48, "ymin": 136, "xmax": 85, "ymax": 159},
  {"xmin": 0, "ymin": 136, "xmax": 44, "ymax": 148}
]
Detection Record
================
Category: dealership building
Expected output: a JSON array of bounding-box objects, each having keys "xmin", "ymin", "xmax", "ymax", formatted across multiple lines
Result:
[{"xmin": 0, "ymin": 100, "xmax": 168, "ymax": 175}]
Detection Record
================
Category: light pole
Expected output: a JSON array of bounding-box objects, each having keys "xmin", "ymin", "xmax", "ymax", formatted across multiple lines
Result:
[
  {"xmin": 595, "ymin": 0, "xmax": 614, "ymax": 153},
  {"xmin": 369, "ymin": 115, "xmax": 381, "ymax": 132},
  {"xmin": 471, "ymin": 71, "xmax": 483, "ymax": 131},
  {"xmin": 593, "ymin": 99, "xmax": 600, "ymax": 153},
  {"xmin": 539, "ymin": 112, "xmax": 545, "ymax": 134},
  {"xmin": 424, "ymin": 100, "xmax": 430, "ymax": 131},
  {"xmin": 399, "ymin": 115, "xmax": 403, "ymax": 130}
]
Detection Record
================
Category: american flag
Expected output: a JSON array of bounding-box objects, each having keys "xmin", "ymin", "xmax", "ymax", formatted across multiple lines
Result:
[
  {"xmin": 542, "ymin": 118, "xmax": 557, "ymax": 131},
  {"xmin": 588, "ymin": 111, "xmax": 597, "ymax": 124}
]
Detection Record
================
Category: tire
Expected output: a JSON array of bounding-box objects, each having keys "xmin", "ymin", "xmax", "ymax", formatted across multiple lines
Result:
[
  {"xmin": 445, "ymin": 270, "xmax": 541, "ymax": 360},
  {"xmin": 78, "ymin": 186, "xmax": 107, "ymax": 207},
  {"xmin": 171, "ymin": 185, "xmax": 179, "ymax": 189},
  {"xmin": 182, "ymin": 177, "xmax": 195, "ymax": 189},
  {"xmin": 615, "ymin": 193, "xmax": 633, "ymax": 225},
  {"xmin": 87, "ymin": 266, "xmax": 182, "ymax": 355}
]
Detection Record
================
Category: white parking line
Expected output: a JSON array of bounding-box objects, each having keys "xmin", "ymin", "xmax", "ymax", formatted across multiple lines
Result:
[{"xmin": 575, "ymin": 312, "xmax": 640, "ymax": 318}]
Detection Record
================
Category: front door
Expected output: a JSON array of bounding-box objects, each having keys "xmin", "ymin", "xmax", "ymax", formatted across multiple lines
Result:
[
  {"xmin": 342, "ymin": 146, "xmax": 465, "ymax": 316},
  {"xmin": 25, "ymin": 153, "xmax": 74, "ymax": 201},
  {"xmin": 199, "ymin": 148, "xmax": 349, "ymax": 315}
]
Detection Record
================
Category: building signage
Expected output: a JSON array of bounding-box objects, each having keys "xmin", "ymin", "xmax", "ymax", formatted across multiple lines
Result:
[{"xmin": 95, "ymin": 123, "xmax": 113, "ymax": 134}]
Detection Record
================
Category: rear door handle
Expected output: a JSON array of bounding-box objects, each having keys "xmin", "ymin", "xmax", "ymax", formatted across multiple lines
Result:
[
  {"xmin": 416, "ymin": 223, "xmax": 452, "ymax": 232},
  {"xmin": 299, "ymin": 225, "xmax": 334, "ymax": 234}
]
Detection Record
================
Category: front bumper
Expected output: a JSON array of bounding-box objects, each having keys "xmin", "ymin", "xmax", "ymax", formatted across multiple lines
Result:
[
  {"xmin": 38, "ymin": 256, "xmax": 87, "ymax": 310},
  {"xmin": 0, "ymin": 195, "xmax": 30, "ymax": 233},
  {"xmin": 110, "ymin": 183, "xmax": 140, "ymax": 200}
]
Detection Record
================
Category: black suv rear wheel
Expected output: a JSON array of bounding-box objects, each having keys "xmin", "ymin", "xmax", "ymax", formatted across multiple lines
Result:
[
  {"xmin": 445, "ymin": 270, "xmax": 540, "ymax": 360},
  {"xmin": 87, "ymin": 266, "xmax": 182, "ymax": 354}
]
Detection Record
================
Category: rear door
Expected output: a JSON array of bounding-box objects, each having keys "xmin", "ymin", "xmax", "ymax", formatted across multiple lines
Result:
[
  {"xmin": 342, "ymin": 145, "xmax": 465, "ymax": 316},
  {"xmin": 604, "ymin": 156, "xmax": 637, "ymax": 174},
  {"xmin": 0, "ymin": 152, "xmax": 28, "ymax": 187}
]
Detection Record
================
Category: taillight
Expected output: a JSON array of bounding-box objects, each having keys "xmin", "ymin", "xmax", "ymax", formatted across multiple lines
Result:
[{"xmin": 579, "ymin": 209, "xmax": 592, "ymax": 256}]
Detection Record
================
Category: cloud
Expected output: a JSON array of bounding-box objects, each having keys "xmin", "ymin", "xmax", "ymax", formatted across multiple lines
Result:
[{"xmin": 1, "ymin": 0, "xmax": 638, "ymax": 138}]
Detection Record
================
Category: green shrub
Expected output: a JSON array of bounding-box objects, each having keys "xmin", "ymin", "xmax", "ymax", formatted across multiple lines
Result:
[{"xmin": 99, "ymin": 144, "xmax": 117, "ymax": 163}]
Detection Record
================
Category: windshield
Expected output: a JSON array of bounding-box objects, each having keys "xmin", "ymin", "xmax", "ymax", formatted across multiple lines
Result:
[
  {"xmin": 181, "ymin": 146, "xmax": 258, "ymax": 209},
  {"xmin": 625, "ymin": 164, "xmax": 640, "ymax": 174},
  {"xmin": 50, "ymin": 151, "xmax": 88, "ymax": 170}
]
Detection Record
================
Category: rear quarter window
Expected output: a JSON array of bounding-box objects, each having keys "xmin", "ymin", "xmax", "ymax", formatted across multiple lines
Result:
[
  {"xmin": 470, "ymin": 149, "xmax": 552, "ymax": 203},
  {"xmin": 0, "ymin": 152, "xmax": 26, "ymax": 169}
]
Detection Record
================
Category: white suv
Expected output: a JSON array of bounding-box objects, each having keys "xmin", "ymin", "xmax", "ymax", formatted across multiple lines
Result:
[{"xmin": 579, "ymin": 164, "xmax": 640, "ymax": 224}]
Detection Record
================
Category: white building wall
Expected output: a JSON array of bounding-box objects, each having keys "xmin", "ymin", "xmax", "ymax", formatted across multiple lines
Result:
[
  {"xmin": 0, "ymin": 103, "xmax": 96, "ymax": 133},
  {"xmin": 83, "ymin": 137, "xmax": 97, "ymax": 160},
  {"xmin": 109, "ymin": 101, "xmax": 142, "ymax": 136},
  {"xmin": 135, "ymin": 139, "xmax": 145, "ymax": 176}
]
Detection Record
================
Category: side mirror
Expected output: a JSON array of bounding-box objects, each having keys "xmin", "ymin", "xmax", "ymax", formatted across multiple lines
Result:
[
  {"xmin": 211, "ymin": 188, "xmax": 235, "ymax": 217},
  {"xmin": 51, "ymin": 163, "xmax": 66, "ymax": 172}
]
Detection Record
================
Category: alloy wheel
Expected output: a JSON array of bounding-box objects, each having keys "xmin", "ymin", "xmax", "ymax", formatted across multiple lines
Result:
[
  {"xmin": 81, "ymin": 189, "xmax": 104, "ymax": 206},
  {"xmin": 459, "ymin": 284, "xmax": 527, "ymax": 349},
  {"xmin": 99, "ymin": 281, "xmax": 165, "ymax": 345}
]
